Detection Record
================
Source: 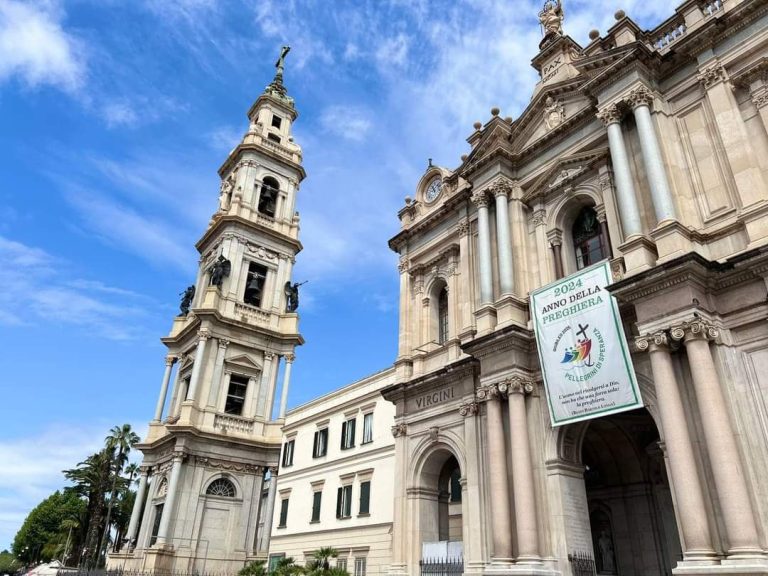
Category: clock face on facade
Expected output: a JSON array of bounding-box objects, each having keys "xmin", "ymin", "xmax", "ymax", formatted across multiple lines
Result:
[{"xmin": 425, "ymin": 178, "xmax": 442, "ymax": 203}]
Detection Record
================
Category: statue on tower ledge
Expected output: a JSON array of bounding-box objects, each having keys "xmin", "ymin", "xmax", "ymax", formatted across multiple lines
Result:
[
  {"xmin": 539, "ymin": 0, "xmax": 564, "ymax": 37},
  {"xmin": 208, "ymin": 255, "xmax": 231, "ymax": 287},
  {"xmin": 179, "ymin": 285, "xmax": 195, "ymax": 316}
]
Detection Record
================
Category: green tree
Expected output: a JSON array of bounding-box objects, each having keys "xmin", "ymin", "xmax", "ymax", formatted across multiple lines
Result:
[
  {"xmin": 305, "ymin": 548, "xmax": 347, "ymax": 576},
  {"xmin": 11, "ymin": 491, "xmax": 85, "ymax": 564},
  {"xmin": 0, "ymin": 549, "xmax": 20, "ymax": 574},
  {"xmin": 273, "ymin": 557, "xmax": 304, "ymax": 576},
  {"xmin": 239, "ymin": 560, "xmax": 267, "ymax": 576},
  {"xmin": 98, "ymin": 424, "xmax": 139, "ymax": 563}
]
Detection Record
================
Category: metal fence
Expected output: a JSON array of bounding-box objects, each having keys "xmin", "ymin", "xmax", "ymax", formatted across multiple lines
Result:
[
  {"xmin": 418, "ymin": 557, "xmax": 463, "ymax": 576},
  {"xmin": 567, "ymin": 551, "xmax": 596, "ymax": 576}
]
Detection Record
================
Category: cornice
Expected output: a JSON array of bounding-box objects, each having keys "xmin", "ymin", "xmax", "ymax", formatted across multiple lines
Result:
[
  {"xmin": 218, "ymin": 141, "xmax": 306, "ymax": 181},
  {"xmin": 381, "ymin": 356, "xmax": 478, "ymax": 404},
  {"xmin": 196, "ymin": 214, "xmax": 303, "ymax": 255},
  {"xmin": 461, "ymin": 322, "xmax": 535, "ymax": 359}
]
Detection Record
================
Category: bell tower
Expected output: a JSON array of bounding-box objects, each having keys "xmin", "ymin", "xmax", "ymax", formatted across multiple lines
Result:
[{"xmin": 113, "ymin": 47, "xmax": 305, "ymax": 573}]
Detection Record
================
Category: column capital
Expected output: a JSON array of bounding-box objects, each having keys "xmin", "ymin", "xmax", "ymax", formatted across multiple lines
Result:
[
  {"xmin": 197, "ymin": 329, "xmax": 212, "ymax": 341},
  {"xmin": 398, "ymin": 257, "xmax": 409, "ymax": 273},
  {"xmin": 752, "ymin": 86, "xmax": 768, "ymax": 110},
  {"xmin": 284, "ymin": 353, "xmax": 296, "ymax": 363},
  {"xmin": 626, "ymin": 85, "xmax": 654, "ymax": 110},
  {"xmin": 546, "ymin": 228, "xmax": 563, "ymax": 246},
  {"xmin": 490, "ymin": 177, "xmax": 513, "ymax": 198},
  {"xmin": 264, "ymin": 351, "xmax": 275, "ymax": 361},
  {"xmin": 476, "ymin": 383, "xmax": 504, "ymax": 401},
  {"xmin": 269, "ymin": 466, "xmax": 279, "ymax": 476},
  {"xmin": 670, "ymin": 320, "xmax": 719, "ymax": 343},
  {"xmin": 139, "ymin": 464, "xmax": 152, "ymax": 476},
  {"xmin": 471, "ymin": 190, "xmax": 490, "ymax": 208},
  {"xmin": 459, "ymin": 401, "xmax": 479, "ymax": 417},
  {"xmin": 171, "ymin": 451, "xmax": 186, "ymax": 463},
  {"xmin": 499, "ymin": 376, "xmax": 534, "ymax": 396},
  {"xmin": 532, "ymin": 207, "xmax": 547, "ymax": 227},
  {"xmin": 391, "ymin": 423, "xmax": 408, "ymax": 437},
  {"xmin": 217, "ymin": 338, "xmax": 230, "ymax": 350},
  {"xmin": 456, "ymin": 217, "xmax": 470, "ymax": 237},
  {"xmin": 164, "ymin": 355, "xmax": 177, "ymax": 366},
  {"xmin": 697, "ymin": 62, "xmax": 729, "ymax": 89},
  {"xmin": 636, "ymin": 330, "xmax": 672, "ymax": 352},
  {"xmin": 597, "ymin": 104, "xmax": 622, "ymax": 126}
]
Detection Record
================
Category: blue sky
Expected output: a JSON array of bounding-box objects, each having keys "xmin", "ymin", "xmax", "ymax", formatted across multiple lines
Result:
[{"xmin": 0, "ymin": 0, "xmax": 672, "ymax": 550}]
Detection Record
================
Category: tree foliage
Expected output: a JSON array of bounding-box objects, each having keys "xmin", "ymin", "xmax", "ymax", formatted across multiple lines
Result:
[
  {"xmin": 11, "ymin": 491, "xmax": 85, "ymax": 564},
  {"xmin": 0, "ymin": 550, "xmax": 20, "ymax": 574}
]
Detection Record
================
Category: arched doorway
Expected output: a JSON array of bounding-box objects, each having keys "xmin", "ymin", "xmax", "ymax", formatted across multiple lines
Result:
[
  {"xmin": 581, "ymin": 408, "xmax": 681, "ymax": 575},
  {"xmin": 416, "ymin": 448, "xmax": 464, "ymax": 562}
]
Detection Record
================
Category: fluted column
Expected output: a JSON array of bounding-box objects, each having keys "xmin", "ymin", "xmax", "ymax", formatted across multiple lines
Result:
[
  {"xmin": 597, "ymin": 105, "xmax": 642, "ymax": 238},
  {"xmin": 153, "ymin": 356, "xmax": 176, "ymax": 422},
  {"xmin": 635, "ymin": 332, "xmax": 715, "ymax": 561},
  {"xmin": 502, "ymin": 378, "xmax": 541, "ymax": 564},
  {"xmin": 259, "ymin": 467, "xmax": 278, "ymax": 552},
  {"xmin": 397, "ymin": 258, "xmax": 411, "ymax": 357},
  {"xmin": 477, "ymin": 385, "xmax": 512, "ymax": 563},
  {"xmin": 492, "ymin": 179, "xmax": 514, "ymax": 296},
  {"xmin": 156, "ymin": 453, "xmax": 184, "ymax": 546},
  {"xmin": 671, "ymin": 322, "xmax": 763, "ymax": 558},
  {"xmin": 628, "ymin": 86, "xmax": 677, "ymax": 223},
  {"xmin": 472, "ymin": 190, "xmax": 494, "ymax": 305},
  {"xmin": 125, "ymin": 467, "xmax": 150, "ymax": 548},
  {"xmin": 169, "ymin": 353, "xmax": 186, "ymax": 418},
  {"xmin": 278, "ymin": 353, "xmax": 295, "ymax": 418},
  {"xmin": 186, "ymin": 330, "xmax": 211, "ymax": 403},
  {"xmin": 207, "ymin": 339, "xmax": 229, "ymax": 408}
]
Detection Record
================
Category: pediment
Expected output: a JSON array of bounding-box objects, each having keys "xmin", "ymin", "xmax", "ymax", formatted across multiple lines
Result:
[
  {"xmin": 462, "ymin": 119, "xmax": 514, "ymax": 172},
  {"xmin": 224, "ymin": 353, "xmax": 263, "ymax": 373},
  {"xmin": 523, "ymin": 148, "xmax": 608, "ymax": 203}
]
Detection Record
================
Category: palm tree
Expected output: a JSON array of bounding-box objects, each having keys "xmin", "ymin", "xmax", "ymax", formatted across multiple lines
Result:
[
  {"xmin": 124, "ymin": 463, "xmax": 140, "ymax": 486},
  {"xmin": 97, "ymin": 424, "xmax": 139, "ymax": 564}
]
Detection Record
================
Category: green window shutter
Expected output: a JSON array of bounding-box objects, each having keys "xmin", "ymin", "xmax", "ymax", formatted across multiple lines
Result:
[
  {"xmin": 336, "ymin": 487, "xmax": 343, "ymax": 518},
  {"xmin": 359, "ymin": 481, "xmax": 370, "ymax": 515},
  {"xmin": 312, "ymin": 491, "xmax": 322, "ymax": 522},
  {"xmin": 349, "ymin": 419, "xmax": 356, "ymax": 447},
  {"xmin": 343, "ymin": 485, "xmax": 352, "ymax": 517},
  {"xmin": 340, "ymin": 421, "xmax": 347, "ymax": 449},
  {"xmin": 279, "ymin": 498, "xmax": 289, "ymax": 527},
  {"xmin": 313, "ymin": 431, "xmax": 319, "ymax": 457}
]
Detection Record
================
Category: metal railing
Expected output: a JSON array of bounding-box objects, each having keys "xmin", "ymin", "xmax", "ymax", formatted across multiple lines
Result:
[
  {"xmin": 568, "ymin": 551, "xmax": 596, "ymax": 576},
  {"xmin": 419, "ymin": 557, "xmax": 463, "ymax": 576}
]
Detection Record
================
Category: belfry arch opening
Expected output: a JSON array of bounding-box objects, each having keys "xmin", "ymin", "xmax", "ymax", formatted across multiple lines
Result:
[{"xmin": 568, "ymin": 408, "xmax": 682, "ymax": 575}]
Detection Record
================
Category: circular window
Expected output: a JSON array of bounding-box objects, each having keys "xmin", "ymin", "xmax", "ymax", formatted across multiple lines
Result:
[
  {"xmin": 206, "ymin": 478, "xmax": 236, "ymax": 497},
  {"xmin": 425, "ymin": 177, "xmax": 442, "ymax": 203}
]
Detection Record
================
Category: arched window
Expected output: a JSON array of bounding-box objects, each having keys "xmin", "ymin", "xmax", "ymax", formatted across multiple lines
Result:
[
  {"xmin": 572, "ymin": 206, "xmax": 606, "ymax": 270},
  {"xmin": 259, "ymin": 176, "xmax": 279, "ymax": 218},
  {"xmin": 206, "ymin": 477, "xmax": 236, "ymax": 497},
  {"xmin": 437, "ymin": 287, "xmax": 449, "ymax": 344}
]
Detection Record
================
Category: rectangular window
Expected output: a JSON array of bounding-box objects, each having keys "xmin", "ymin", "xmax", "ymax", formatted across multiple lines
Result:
[
  {"xmin": 150, "ymin": 503, "xmax": 164, "ymax": 545},
  {"xmin": 337, "ymin": 559, "xmax": 347, "ymax": 572},
  {"xmin": 267, "ymin": 133, "xmax": 282, "ymax": 143},
  {"xmin": 313, "ymin": 428, "xmax": 328, "ymax": 458},
  {"xmin": 243, "ymin": 262, "xmax": 268, "ymax": 307},
  {"xmin": 224, "ymin": 374, "xmax": 248, "ymax": 415},
  {"xmin": 268, "ymin": 554, "xmax": 285, "ymax": 573},
  {"xmin": 278, "ymin": 497, "xmax": 289, "ymax": 528},
  {"xmin": 182, "ymin": 377, "xmax": 191, "ymax": 400},
  {"xmin": 354, "ymin": 557, "xmax": 367, "ymax": 576},
  {"xmin": 359, "ymin": 480, "xmax": 370, "ymax": 515},
  {"xmin": 362, "ymin": 413, "xmax": 373, "ymax": 444},
  {"xmin": 311, "ymin": 490, "xmax": 322, "ymax": 522},
  {"xmin": 281, "ymin": 439, "xmax": 295, "ymax": 468},
  {"xmin": 336, "ymin": 485, "xmax": 352, "ymax": 519},
  {"xmin": 340, "ymin": 417, "xmax": 356, "ymax": 450},
  {"xmin": 271, "ymin": 115, "xmax": 283, "ymax": 129}
]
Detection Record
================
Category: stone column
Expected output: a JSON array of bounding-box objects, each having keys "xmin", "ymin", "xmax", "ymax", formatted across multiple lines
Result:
[
  {"xmin": 278, "ymin": 353, "xmax": 295, "ymax": 419},
  {"xmin": 397, "ymin": 258, "xmax": 411, "ymax": 357},
  {"xmin": 207, "ymin": 339, "xmax": 229, "ymax": 408},
  {"xmin": 255, "ymin": 352, "xmax": 274, "ymax": 418},
  {"xmin": 532, "ymin": 204, "xmax": 551, "ymax": 286},
  {"xmin": 509, "ymin": 184, "xmax": 529, "ymax": 295},
  {"xmin": 259, "ymin": 467, "xmax": 278, "ymax": 552},
  {"xmin": 596, "ymin": 205, "xmax": 613, "ymax": 259},
  {"xmin": 186, "ymin": 330, "xmax": 210, "ymax": 403},
  {"xmin": 671, "ymin": 322, "xmax": 763, "ymax": 559},
  {"xmin": 156, "ymin": 453, "xmax": 184, "ymax": 546},
  {"xmin": 266, "ymin": 355, "xmax": 281, "ymax": 420},
  {"xmin": 459, "ymin": 402, "xmax": 485, "ymax": 572},
  {"xmin": 477, "ymin": 385, "xmax": 512, "ymax": 565},
  {"xmin": 492, "ymin": 179, "xmax": 515, "ymax": 296},
  {"xmin": 125, "ymin": 467, "xmax": 150, "ymax": 548},
  {"xmin": 502, "ymin": 378, "xmax": 541, "ymax": 564},
  {"xmin": 169, "ymin": 354, "xmax": 186, "ymax": 418},
  {"xmin": 635, "ymin": 332, "xmax": 716, "ymax": 561},
  {"xmin": 627, "ymin": 86, "xmax": 677, "ymax": 223},
  {"xmin": 548, "ymin": 229, "xmax": 564, "ymax": 280},
  {"xmin": 597, "ymin": 105, "xmax": 642, "ymax": 238},
  {"xmin": 472, "ymin": 190, "xmax": 494, "ymax": 305},
  {"xmin": 752, "ymin": 86, "xmax": 768, "ymax": 133},
  {"xmin": 153, "ymin": 356, "xmax": 176, "ymax": 422}
]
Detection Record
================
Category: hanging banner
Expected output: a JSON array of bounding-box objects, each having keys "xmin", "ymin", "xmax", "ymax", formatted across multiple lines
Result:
[{"xmin": 530, "ymin": 261, "xmax": 642, "ymax": 426}]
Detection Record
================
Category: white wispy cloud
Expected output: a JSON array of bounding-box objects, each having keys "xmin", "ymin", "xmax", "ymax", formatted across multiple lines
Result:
[
  {"xmin": 319, "ymin": 105, "xmax": 372, "ymax": 142},
  {"xmin": 0, "ymin": 0, "xmax": 86, "ymax": 92}
]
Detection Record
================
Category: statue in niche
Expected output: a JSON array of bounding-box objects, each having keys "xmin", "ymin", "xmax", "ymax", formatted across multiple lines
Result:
[
  {"xmin": 539, "ymin": 0, "xmax": 564, "ymax": 36},
  {"xmin": 179, "ymin": 285, "xmax": 195, "ymax": 316},
  {"xmin": 208, "ymin": 255, "xmax": 231, "ymax": 287},
  {"xmin": 218, "ymin": 176, "xmax": 234, "ymax": 211},
  {"xmin": 284, "ymin": 281, "xmax": 306, "ymax": 312},
  {"xmin": 597, "ymin": 530, "xmax": 616, "ymax": 574},
  {"xmin": 544, "ymin": 96, "xmax": 565, "ymax": 130}
]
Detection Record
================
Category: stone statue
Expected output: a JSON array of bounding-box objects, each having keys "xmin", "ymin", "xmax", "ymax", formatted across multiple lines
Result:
[
  {"xmin": 218, "ymin": 176, "xmax": 234, "ymax": 211},
  {"xmin": 539, "ymin": 0, "xmax": 564, "ymax": 36},
  {"xmin": 284, "ymin": 281, "xmax": 306, "ymax": 312},
  {"xmin": 544, "ymin": 96, "xmax": 565, "ymax": 130},
  {"xmin": 598, "ymin": 530, "xmax": 616, "ymax": 574},
  {"xmin": 208, "ymin": 255, "xmax": 231, "ymax": 287},
  {"xmin": 179, "ymin": 285, "xmax": 195, "ymax": 316}
]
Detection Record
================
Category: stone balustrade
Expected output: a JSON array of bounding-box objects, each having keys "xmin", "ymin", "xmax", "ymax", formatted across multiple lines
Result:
[{"xmin": 214, "ymin": 413, "xmax": 255, "ymax": 434}]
